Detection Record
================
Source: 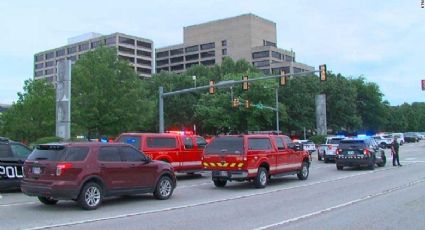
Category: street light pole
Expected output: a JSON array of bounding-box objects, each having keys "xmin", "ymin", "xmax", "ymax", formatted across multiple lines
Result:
[{"xmin": 275, "ymin": 87, "xmax": 279, "ymax": 134}]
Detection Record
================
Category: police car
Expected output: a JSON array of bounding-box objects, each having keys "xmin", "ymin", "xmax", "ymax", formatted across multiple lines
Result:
[{"xmin": 0, "ymin": 137, "xmax": 31, "ymax": 190}]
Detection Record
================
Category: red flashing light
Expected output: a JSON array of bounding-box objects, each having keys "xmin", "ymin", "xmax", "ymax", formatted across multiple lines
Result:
[{"xmin": 363, "ymin": 149, "xmax": 370, "ymax": 156}]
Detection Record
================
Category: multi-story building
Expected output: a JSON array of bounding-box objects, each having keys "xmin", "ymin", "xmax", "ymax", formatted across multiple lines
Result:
[
  {"xmin": 156, "ymin": 13, "xmax": 314, "ymax": 75},
  {"xmin": 34, "ymin": 32, "xmax": 153, "ymax": 81}
]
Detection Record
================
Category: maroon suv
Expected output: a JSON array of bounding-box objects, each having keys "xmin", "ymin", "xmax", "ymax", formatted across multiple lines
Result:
[{"xmin": 21, "ymin": 142, "xmax": 176, "ymax": 210}]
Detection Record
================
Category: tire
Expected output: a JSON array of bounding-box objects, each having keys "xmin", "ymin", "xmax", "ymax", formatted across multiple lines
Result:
[
  {"xmin": 78, "ymin": 182, "xmax": 103, "ymax": 210},
  {"xmin": 38, "ymin": 196, "xmax": 58, "ymax": 205},
  {"xmin": 336, "ymin": 165, "xmax": 343, "ymax": 170},
  {"xmin": 154, "ymin": 176, "xmax": 174, "ymax": 200},
  {"xmin": 297, "ymin": 162, "xmax": 309, "ymax": 180},
  {"xmin": 213, "ymin": 178, "xmax": 227, "ymax": 187},
  {"xmin": 254, "ymin": 167, "xmax": 268, "ymax": 188}
]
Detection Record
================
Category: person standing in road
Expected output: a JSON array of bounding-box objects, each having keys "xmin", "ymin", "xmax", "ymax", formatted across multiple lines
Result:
[{"xmin": 391, "ymin": 137, "xmax": 402, "ymax": 166}]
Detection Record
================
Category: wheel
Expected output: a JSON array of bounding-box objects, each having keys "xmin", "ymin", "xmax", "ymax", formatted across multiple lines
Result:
[
  {"xmin": 377, "ymin": 155, "xmax": 386, "ymax": 167},
  {"xmin": 38, "ymin": 196, "xmax": 58, "ymax": 205},
  {"xmin": 336, "ymin": 165, "xmax": 343, "ymax": 170},
  {"xmin": 368, "ymin": 159, "xmax": 376, "ymax": 170},
  {"xmin": 297, "ymin": 162, "xmax": 309, "ymax": 180},
  {"xmin": 213, "ymin": 178, "xmax": 227, "ymax": 187},
  {"xmin": 154, "ymin": 176, "xmax": 174, "ymax": 200},
  {"xmin": 254, "ymin": 167, "xmax": 268, "ymax": 188},
  {"xmin": 78, "ymin": 182, "xmax": 102, "ymax": 210}
]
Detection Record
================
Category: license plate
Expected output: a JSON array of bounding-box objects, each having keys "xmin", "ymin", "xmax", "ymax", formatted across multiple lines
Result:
[
  {"xmin": 347, "ymin": 151, "xmax": 354, "ymax": 155},
  {"xmin": 32, "ymin": 167, "xmax": 41, "ymax": 174}
]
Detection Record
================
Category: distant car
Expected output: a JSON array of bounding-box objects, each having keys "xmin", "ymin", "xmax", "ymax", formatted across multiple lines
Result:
[
  {"xmin": 318, "ymin": 137, "xmax": 345, "ymax": 162},
  {"xmin": 391, "ymin": 133, "xmax": 405, "ymax": 145},
  {"xmin": 293, "ymin": 139, "xmax": 316, "ymax": 154},
  {"xmin": 21, "ymin": 142, "xmax": 176, "ymax": 210},
  {"xmin": 372, "ymin": 135, "xmax": 393, "ymax": 149},
  {"xmin": 336, "ymin": 138, "xmax": 386, "ymax": 170},
  {"xmin": 0, "ymin": 137, "xmax": 32, "ymax": 191},
  {"xmin": 404, "ymin": 132, "xmax": 420, "ymax": 143}
]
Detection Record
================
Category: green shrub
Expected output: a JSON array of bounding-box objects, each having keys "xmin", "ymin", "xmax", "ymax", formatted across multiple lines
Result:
[
  {"xmin": 310, "ymin": 135, "xmax": 327, "ymax": 144},
  {"xmin": 31, "ymin": 136, "xmax": 63, "ymax": 147}
]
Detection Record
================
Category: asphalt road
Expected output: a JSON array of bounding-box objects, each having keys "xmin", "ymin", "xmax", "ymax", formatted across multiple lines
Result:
[{"xmin": 1, "ymin": 141, "xmax": 424, "ymax": 230}]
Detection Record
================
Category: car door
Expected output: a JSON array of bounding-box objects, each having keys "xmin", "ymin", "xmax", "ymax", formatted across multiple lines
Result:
[
  {"xmin": 145, "ymin": 136, "xmax": 179, "ymax": 169},
  {"xmin": 273, "ymin": 136, "xmax": 292, "ymax": 173},
  {"xmin": 97, "ymin": 146, "xmax": 130, "ymax": 191},
  {"xmin": 247, "ymin": 137, "xmax": 276, "ymax": 173},
  {"xmin": 10, "ymin": 143, "xmax": 31, "ymax": 179},
  {"xmin": 120, "ymin": 146, "xmax": 156, "ymax": 190},
  {"xmin": 282, "ymin": 136, "xmax": 301, "ymax": 170}
]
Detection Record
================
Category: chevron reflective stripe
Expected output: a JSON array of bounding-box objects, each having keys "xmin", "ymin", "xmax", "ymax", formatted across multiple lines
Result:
[
  {"xmin": 216, "ymin": 162, "xmax": 229, "ymax": 167},
  {"xmin": 203, "ymin": 162, "xmax": 244, "ymax": 167},
  {"xmin": 237, "ymin": 163, "xmax": 244, "ymax": 168},
  {"xmin": 209, "ymin": 162, "xmax": 216, "ymax": 167},
  {"xmin": 230, "ymin": 163, "xmax": 236, "ymax": 167},
  {"xmin": 203, "ymin": 162, "xmax": 209, "ymax": 167}
]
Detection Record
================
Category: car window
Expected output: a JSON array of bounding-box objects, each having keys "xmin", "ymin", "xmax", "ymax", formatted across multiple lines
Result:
[
  {"xmin": 116, "ymin": 135, "xmax": 141, "ymax": 150},
  {"xmin": 10, "ymin": 144, "xmax": 31, "ymax": 158},
  {"xmin": 196, "ymin": 137, "xmax": 207, "ymax": 149},
  {"xmin": 120, "ymin": 146, "xmax": 145, "ymax": 162},
  {"xmin": 329, "ymin": 139, "xmax": 342, "ymax": 144},
  {"xmin": 64, "ymin": 147, "xmax": 89, "ymax": 161},
  {"xmin": 274, "ymin": 137, "xmax": 285, "ymax": 149},
  {"xmin": 98, "ymin": 147, "xmax": 121, "ymax": 162},
  {"xmin": 283, "ymin": 136, "xmax": 294, "ymax": 148},
  {"xmin": 204, "ymin": 136, "xmax": 243, "ymax": 155},
  {"xmin": 28, "ymin": 145, "xmax": 66, "ymax": 161},
  {"xmin": 339, "ymin": 140, "xmax": 366, "ymax": 149},
  {"xmin": 184, "ymin": 137, "xmax": 194, "ymax": 149},
  {"xmin": 0, "ymin": 144, "xmax": 11, "ymax": 158},
  {"xmin": 248, "ymin": 138, "xmax": 272, "ymax": 150},
  {"xmin": 146, "ymin": 137, "xmax": 177, "ymax": 148}
]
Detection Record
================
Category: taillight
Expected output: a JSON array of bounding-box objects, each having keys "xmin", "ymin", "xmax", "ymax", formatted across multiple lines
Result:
[
  {"xmin": 363, "ymin": 149, "xmax": 370, "ymax": 156},
  {"xmin": 56, "ymin": 162, "xmax": 73, "ymax": 176},
  {"xmin": 336, "ymin": 149, "xmax": 342, "ymax": 155}
]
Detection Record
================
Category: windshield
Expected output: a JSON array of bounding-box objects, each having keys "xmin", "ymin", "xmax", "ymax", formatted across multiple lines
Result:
[
  {"xmin": 204, "ymin": 136, "xmax": 244, "ymax": 155},
  {"xmin": 329, "ymin": 139, "xmax": 343, "ymax": 144}
]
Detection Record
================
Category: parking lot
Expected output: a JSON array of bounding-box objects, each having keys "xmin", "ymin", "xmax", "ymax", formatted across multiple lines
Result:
[{"xmin": 1, "ymin": 141, "xmax": 424, "ymax": 230}]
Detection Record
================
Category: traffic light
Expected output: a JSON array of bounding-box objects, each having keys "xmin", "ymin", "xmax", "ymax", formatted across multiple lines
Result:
[
  {"xmin": 319, "ymin": 64, "xmax": 327, "ymax": 81},
  {"xmin": 232, "ymin": 98, "xmax": 240, "ymax": 108},
  {"xmin": 244, "ymin": 100, "xmax": 250, "ymax": 108},
  {"xmin": 242, "ymin": 75, "xmax": 249, "ymax": 91},
  {"xmin": 279, "ymin": 70, "xmax": 287, "ymax": 86},
  {"xmin": 209, "ymin": 80, "xmax": 215, "ymax": 94},
  {"xmin": 422, "ymin": 80, "xmax": 425, "ymax": 91}
]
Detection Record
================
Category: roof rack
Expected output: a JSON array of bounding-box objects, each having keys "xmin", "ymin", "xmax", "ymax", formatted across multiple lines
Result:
[{"xmin": 0, "ymin": 137, "xmax": 10, "ymax": 142}]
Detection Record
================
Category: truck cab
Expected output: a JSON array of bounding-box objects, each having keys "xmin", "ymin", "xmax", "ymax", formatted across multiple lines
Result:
[
  {"xmin": 116, "ymin": 133, "xmax": 207, "ymax": 173},
  {"xmin": 202, "ymin": 134, "xmax": 310, "ymax": 188}
]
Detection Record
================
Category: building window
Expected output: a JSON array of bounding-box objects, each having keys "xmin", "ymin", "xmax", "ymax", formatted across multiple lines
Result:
[
  {"xmin": 35, "ymin": 55, "xmax": 44, "ymax": 62},
  {"xmin": 252, "ymin": 51, "xmax": 269, "ymax": 59},
  {"xmin": 156, "ymin": 67, "xmax": 169, "ymax": 73},
  {"xmin": 119, "ymin": 55, "xmax": 135, "ymax": 63},
  {"xmin": 67, "ymin": 46, "xmax": 77, "ymax": 54},
  {"xmin": 137, "ymin": 50, "xmax": 151, "ymax": 57},
  {"xmin": 56, "ymin": 58, "xmax": 65, "ymax": 64},
  {"xmin": 56, "ymin": 49, "xmax": 65, "ymax": 57},
  {"xmin": 170, "ymin": 48, "xmax": 184, "ymax": 56},
  {"xmin": 201, "ymin": 59, "xmax": 215, "ymax": 66},
  {"xmin": 222, "ymin": 40, "xmax": 227, "ymax": 47},
  {"xmin": 118, "ymin": 46, "xmax": 135, "ymax": 55},
  {"xmin": 35, "ymin": 63, "xmax": 44, "ymax": 69},
  {"xmin": 253, "ymin": 60, "xmax": 270, "ymax": 67},
  {"xmin": 170, "ymin": 64, "xmax": 184, "ymax": 71},
  {"xmin": 119, "ymin": 36, "xmax": 135, "ymax": 46},
  {"xmin": 91, "ymin": 40, "xmax": 103, "ymax": 49},
  {"xmin": 105, "ymin": 36, "xmax": 116, "ymax": 46},
  {"xmin": 185, "ymin": 45, "xmax": 198, "ymax": 53},
  {"xmin": 185, "ymin": 54, "xmax": 199, "ymax": 61},
  {"xmin": 171, "ymin": 56, "xmax": 184, "ymax": 64},
  {"xmin": 35, "ymin": 70, "xmax": 43, "ymax": 77},
  {"xmin": 137, "ymin": 59, "xmax": 151, "ymax": 66},
  {"xmin": 137, "ymin": 41, "xmax": 151, "ymax": 49},
  {"xmin": 156, "ymin": 59, "xmax": 169, "ymax": 66},
  {"xmin": 272, "ymin": 51, "xmax": 281, "ymax": 59},
  {"xmin": 185, "ymin": 62, "xmax": 198, "ymax": 69},
  {"xmin": 263, "ymin": 40, "xmax": 276, "ymax": 47},
  {"xmin": 285, "ymin": 55, "xmax": 294, "ymax": 62},
  {"xmin": 45, "ymin": 61, "xmax": 55, "ymax": 68},
  {"xmin": 45, "ymin": 52, "xmax": 54, "ymax": 60},
  {"xmin": 222, "ymin": 49, "xmax": 227, "ymax": 55},
  {"xmin": 67, "ymin": 56, "xmax": 77, "ymax": 61},
  {"xmin": 137, "ymin": 67, "xmax": 151, "ymax": 75},
  {"xmin": 294, "ymin": 67, "xmax": 302, "ymax": 73},
  {"xmin": 79, "ymin": 43, "xmax": 90, "ymax": 52},
  {"xmin": 200, "ymin": 42, "xmax": 215, "ymax": 50},
  {"xmin": 156, "ymin": 51, "xmax": 169, "ymax": 58},
  {"xmin": 201, "ymin": 51, "xmax": 215, "ymax": 58},
  {"xmin": 261, "ymin": 69, "xmax": 271, "ymax": 74},
  {"xmin": 45, "ymin": 68, "xmax": 55, "ymax": 75}
]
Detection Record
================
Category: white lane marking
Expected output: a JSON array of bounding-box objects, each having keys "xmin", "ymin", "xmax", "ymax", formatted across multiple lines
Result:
[
  {"xmin": 405, "ymin": 157, "xmax": 417, "ymax": 161},
  {"xmin": 177, "ymin": 182, "xmax": 212, "ymax": 189},
  {"xmin": 0, "ymin": 201, "xmax": 37, "ymax": 207},
  {"xmin": 25, "ymin": 164, "xmax": 410, "ymax": 230},
  {"xmin": 253, "ymin": 177, "xmax": 425, "ymax": 230}
]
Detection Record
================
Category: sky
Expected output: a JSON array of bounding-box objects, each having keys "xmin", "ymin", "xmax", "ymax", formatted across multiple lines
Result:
[{"xmin": 0, "ymin": 0, "xmax": 424, "ymax": 106}]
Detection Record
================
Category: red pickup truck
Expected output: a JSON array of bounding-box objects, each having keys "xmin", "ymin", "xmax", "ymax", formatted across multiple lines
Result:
[
  {"xmin": 202, "ymin": 134, "xmax": 310, "ymax": 188},
  {"xmin": 116, "ymin": 133, "xmax": 207, "ymax": 173}
]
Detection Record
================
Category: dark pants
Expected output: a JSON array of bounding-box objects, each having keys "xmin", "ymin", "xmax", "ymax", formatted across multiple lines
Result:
[{"xmin": 393, "ymin": 152, "xmax": 400, "ymax": 166}]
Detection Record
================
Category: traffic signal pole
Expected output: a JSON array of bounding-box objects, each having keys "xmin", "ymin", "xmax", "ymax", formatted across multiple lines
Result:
[{"xmin": 158, "ymin": 68, "xmax": 325, "ymax": 133}]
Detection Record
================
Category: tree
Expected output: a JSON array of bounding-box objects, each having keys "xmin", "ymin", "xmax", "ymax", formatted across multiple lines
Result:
[
  {"xmin": 71, "ymin": 47, "xmax": 150, "ymax": 138},
  {"xmin": 0, "ymin": 79, "xmax": 55, "ymax": 142}
]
